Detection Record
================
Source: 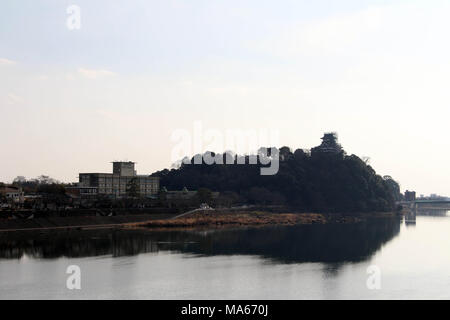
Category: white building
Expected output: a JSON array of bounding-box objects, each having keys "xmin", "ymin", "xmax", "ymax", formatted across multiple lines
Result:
[
  {"xmin": 0, "ymin": 186, "xmax": 24, "ymax": 203},
  {"xmin": 77, "ymin": 162, "xmax": 159, "ymax": 198}
]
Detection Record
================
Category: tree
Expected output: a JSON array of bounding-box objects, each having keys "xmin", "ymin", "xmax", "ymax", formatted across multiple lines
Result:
[
  {"xmin": 126, "ymin": 178, "xmax": 139, "ymax": 198},
  {"xmin": 383, "ymin": 176, "xmax": 402, "ymax": 201},
  {"xmin": 196, "ymin": 188, "xmax": 213, "ymax": 204},
  {"xmin": 216, "ymin": 191, "xmax": 240, "ymax": 207},
  {"xmin": 35, "ymin": 175, "xmax": 59, "ymax": 184},
  {"xmin": 279, "ymin": 146, "xmax": 292, "ymax": 161},
  {"xmin": 13, "ymin": 176, "xmax": 27, "ymax": 184},
  {"xmin": 37, "ymin": 183, "xmax": 66, "ymax": 194}
]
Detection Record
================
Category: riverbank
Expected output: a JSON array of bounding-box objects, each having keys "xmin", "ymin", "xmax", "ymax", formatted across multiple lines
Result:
[
  {"xmin": 127, "ymin": 210, "xmax": 397, "ymax": 230},
  {"xmin": 0, "ymin": 209, "xmax": 398, "ymax": 233},
  {"xmin": 0, "ymin": 213, "xmax": 176, "ymax": 233}
]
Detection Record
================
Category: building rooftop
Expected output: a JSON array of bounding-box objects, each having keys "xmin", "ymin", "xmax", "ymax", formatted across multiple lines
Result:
[{"xmin": 311, "ymin": 132, "xmax": 344, "ymax": 155}]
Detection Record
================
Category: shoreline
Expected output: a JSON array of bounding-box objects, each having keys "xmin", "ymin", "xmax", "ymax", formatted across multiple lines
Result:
[
  {"xmin": 0, "ymin": 210, "xmax": 399, "ymax": 233},
  {"xmin": 0, "ymin": 213, "xmax": 175, "ymax": 233},
  {"xmin": 127, "ymin": 210, "xmax": 397, "ymax": 230}
]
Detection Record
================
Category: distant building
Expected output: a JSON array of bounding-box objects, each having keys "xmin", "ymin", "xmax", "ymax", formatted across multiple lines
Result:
[
  {"xmin": 416, "ymin": 193, "xmax": 448, "ymax": 201},
  {"xmin": 0, "ymin": 186, "xmax": 24, "ymax": 203},
  {"xmin": 311, "ymin": 132, "xmax": 344, "ymax": 156},
  {"xmin": 76, "ymin": 161, "xmax": 159, "ymax": 198},
  {"xmin": 404, "ymin": 190, "xmax": 416, "ymax": 201}
]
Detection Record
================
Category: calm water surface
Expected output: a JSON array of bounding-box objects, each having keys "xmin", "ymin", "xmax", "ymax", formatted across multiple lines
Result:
[{"xmin": 0, "ymin": 212, "xmax": 449, "ymax": 299}]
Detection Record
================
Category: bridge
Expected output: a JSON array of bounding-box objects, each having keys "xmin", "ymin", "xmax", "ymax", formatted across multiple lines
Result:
[
  {"xmin": 399, "ymin": 199, "xmax": 450, "ymax": 213},
  {"xmin": 397, "ymin": 199, "xmax": 449, "ymax": 226},
  {"xmin": 399, "ymin": 199, "xmax": 450, "ymax": 205},
  {"xmin": 414, "ymin": 199, "xmax": 450, "ymax": 204}
]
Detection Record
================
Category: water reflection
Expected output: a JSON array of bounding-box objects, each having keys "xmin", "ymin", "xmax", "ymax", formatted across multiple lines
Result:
[
  {"xmin": 417, "ymin": 209, "xmax": 449, "ymax": 217},
  {"xmin": 402, "ymin": 206, "xmax": 449, "ymax": 227},
  {"xmin": 0, "ymin": 218, "xmax": 401, "ymax": 264},
  {"xmin": 404, "ymin": 211, "xmax": 416, "ymax": 227}
]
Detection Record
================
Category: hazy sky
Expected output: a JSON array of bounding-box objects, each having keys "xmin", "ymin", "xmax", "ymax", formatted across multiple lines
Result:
[{"xmin": 1, "ymin": 0, "xmax": 449, "ymax": 196}]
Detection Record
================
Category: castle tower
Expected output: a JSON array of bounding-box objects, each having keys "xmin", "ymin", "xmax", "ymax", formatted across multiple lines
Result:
[{"xmin": 311, "ymin": 132, "xmax": 343, "ymax": 155}]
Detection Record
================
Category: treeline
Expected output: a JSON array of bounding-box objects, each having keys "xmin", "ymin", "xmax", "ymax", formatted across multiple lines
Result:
[
  {"xmin": 9, "ymin": 175, "xmax": 66, "ymax": 194},
  {"xmin": 153, "ymin": 147, "xmax": 402, "ymax": 213}
]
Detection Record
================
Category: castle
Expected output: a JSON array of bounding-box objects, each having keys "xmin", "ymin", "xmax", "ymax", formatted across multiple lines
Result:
[{"xmin": 311, "ymin": 132, "xmax": 344, "ymax": 156}]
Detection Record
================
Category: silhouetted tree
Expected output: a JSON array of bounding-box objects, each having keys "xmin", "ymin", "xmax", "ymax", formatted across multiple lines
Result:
[
  {"xmin": 196, "ymin": 188, "xmax": 213, "ymax": 204},
  {"xmin": 126, "ymin": 178, "xmax": 139, "ymax": 198}
]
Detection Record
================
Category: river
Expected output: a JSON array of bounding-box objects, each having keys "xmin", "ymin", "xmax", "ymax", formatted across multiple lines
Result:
[{"xmin": 0, "ymin": 212, "xmax": 449, "ymax": 299}]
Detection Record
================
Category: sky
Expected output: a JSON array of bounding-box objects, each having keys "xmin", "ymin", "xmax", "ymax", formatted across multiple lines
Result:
[{"xmin": 0, "ymin": 0, "xmax": 449, "ymax": 196}]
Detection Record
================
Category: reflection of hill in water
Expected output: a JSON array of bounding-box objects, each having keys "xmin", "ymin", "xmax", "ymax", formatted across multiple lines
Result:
[
  {"xmin": 168, "ymin": 218, "xmax": 401, "ymax": 263},
  {"xmin": 417, "ymin": 209, "xmax": 448, "ymax": 217},
  {"xmin": 0, "ymin": 218, "xmax": 401, "ymax": 263}
]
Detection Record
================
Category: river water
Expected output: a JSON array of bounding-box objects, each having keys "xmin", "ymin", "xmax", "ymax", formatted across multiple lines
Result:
[{"xmin": 0, "ymin": 212, "xmax": 449, "ymax": 299}]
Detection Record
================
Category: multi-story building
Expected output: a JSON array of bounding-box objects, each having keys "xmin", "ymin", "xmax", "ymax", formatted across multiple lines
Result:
[
  {"xmin": 77, "ymin": 162, "xmax": 159, "ymax": 198},
  {"xmin": 404, "ymin": 190, "xmax": 416, "ymax": 202}
]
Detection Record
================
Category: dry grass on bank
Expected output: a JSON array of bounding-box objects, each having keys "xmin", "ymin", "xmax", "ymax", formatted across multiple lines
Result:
[{"xmin": 128, "ymin": 211, "xmax": 328, "ymax": 229}]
